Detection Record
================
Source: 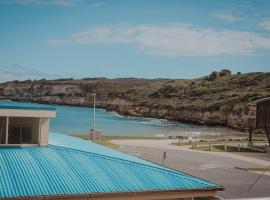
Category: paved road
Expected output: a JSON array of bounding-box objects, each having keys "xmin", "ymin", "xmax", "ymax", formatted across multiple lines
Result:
[{"xmin": 113, "ymin": 139, "xmax": 270, "ymax": 199}]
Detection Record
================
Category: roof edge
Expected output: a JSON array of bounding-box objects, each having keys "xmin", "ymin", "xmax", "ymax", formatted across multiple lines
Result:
[
  {"xmin": 0, "ymin": 100, "xmax": 56, "ymax": 111},
  {"xmin": 248, "ymin": 97, "xmax": 270, "ymax": 105},
  {"xmin": 3, "ymin": 187, "xmax": 224, "ymax": 199}
]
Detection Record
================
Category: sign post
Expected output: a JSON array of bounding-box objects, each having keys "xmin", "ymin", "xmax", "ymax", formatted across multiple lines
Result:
[{"xmin": 162, "ymin": 151, "xmax": 166, "ymax": 165}]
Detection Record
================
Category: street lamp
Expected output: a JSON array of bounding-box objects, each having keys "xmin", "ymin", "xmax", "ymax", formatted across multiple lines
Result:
[
  {"xmin": 92, "ymin": 89, "xmax": 96, "ymax": 135},
  {"xmin": 90, "ymin": 90, "xmax": 96, "ymax": 142}
]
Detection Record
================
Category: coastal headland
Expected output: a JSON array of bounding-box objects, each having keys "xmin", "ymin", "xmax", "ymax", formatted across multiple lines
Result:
[{"xmin": 0, "ymin": 70, "xmax": 269, "ymax": 132}]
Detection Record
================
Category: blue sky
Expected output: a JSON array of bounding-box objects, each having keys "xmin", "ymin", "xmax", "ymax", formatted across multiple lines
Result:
[{"xmin": 0, "ymin": 0, "xmax": 270, "ymax": 82}]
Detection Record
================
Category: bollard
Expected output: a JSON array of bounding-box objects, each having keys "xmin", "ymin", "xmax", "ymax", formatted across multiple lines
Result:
[
  {"xmin": 238, "ymin": 144, "xmax": 241, "ymax": 152},
  {"xmin": 224, "ymin": 145, "xmax": 227, "ymax": 152},
  {"xmin": 209, "ymin": 144, "xmax": 212, "ymax": 151}
]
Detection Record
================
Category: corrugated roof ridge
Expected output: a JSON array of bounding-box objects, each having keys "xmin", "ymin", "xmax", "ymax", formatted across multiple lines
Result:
[{"xmin": 48, "ymin": 144, "xmax": 219, "ymax": 188}]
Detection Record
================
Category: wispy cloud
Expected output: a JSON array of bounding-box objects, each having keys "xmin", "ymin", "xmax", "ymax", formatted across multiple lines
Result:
[
  {"xmin": 0, "ymin": 65, "xmax": 59, "ymax": 83},
  {"xmin": 259, "ymin": 20, "xmax": 270, "ymax": 31},
  {"xmin": 0, "ymin": 0, "xmax": 104, "ymax": 7},
  {"xmin": 48, "ymin": 24, "xmax": 270, "ymax": 57},
  {"xmin": 212, "ymin": 12, "xmax": 240, "ymax": 23}
]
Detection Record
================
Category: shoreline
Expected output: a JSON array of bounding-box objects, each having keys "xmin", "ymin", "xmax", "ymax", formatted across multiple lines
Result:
[
  {"xmin": 7, "ymin": 98, "xmax": 248, "ymax": 137},
  {"xmin": 7, "ymin": 98, "xmax": 243, "ymax": 132}
]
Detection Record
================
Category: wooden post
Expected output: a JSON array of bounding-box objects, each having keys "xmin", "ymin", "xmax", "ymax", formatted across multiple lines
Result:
[
  {"xmin": 248, "ymin": 126, "xmax": 253, "ymax": 147},
  {"xmin": 38, "ymin": 118, "xmax": 42, "ymax": 146},
  {"xmin": 265, "ymin": 127, "xmax": 270, "ymax": 146},
  {"xmin": 5, "ymin": 116, "xmax": 9, "ymax": 144}
]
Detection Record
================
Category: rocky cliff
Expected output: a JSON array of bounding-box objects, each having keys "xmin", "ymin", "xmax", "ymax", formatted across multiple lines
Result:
[{"xmin": 0, "ymin": 70, "xmax": 269, "ymax": 131}]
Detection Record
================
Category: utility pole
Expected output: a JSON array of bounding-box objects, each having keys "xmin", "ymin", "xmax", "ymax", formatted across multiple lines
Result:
[
  {"xmin": 92, "ymin": 90, "xmax": 96, "ymax": 135},
  {"xmin": 90, "ymin": 90, "xmax": 96, "ymax": 142}
]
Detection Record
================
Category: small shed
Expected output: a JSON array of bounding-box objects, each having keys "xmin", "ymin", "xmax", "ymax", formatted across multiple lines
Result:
[
  {"xmin": 0, "ymin": 100, "xmax": 56, "ymax": 146},
  {"xmin": 247, "ymin": 97, "xmax": 270, "ymax": 145}
]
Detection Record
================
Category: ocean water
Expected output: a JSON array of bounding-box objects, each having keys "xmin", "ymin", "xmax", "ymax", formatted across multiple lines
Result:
[{"xmin": 50, "ymin": 104, "xmax": 237, "ymax": 137}]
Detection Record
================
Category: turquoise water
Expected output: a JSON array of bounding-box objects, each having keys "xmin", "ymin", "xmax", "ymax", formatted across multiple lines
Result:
[{"xmin": 50, "ymin": 104, "xmax": 235, "ymax": 137}]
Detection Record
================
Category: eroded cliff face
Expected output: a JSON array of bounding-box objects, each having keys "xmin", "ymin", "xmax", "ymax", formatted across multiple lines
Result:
[{"xmin": 0, "ymin": 71, "xmax": 269, "ymax": 131}]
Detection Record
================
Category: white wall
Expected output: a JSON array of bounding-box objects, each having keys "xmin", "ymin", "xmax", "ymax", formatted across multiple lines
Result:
[
  {"xmin": 0, "ymin": 109, "xmax": 56, "ymax": 118},
  {"xmin": 39, "ymin": 117, "xmax": 50, "ymax": 146}
]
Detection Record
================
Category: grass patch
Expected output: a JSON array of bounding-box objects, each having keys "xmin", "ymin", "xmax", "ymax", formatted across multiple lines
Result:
[
  {"xmin": 73, "ymin": 134, "xmax": 164, "ymax": 140},
  {"xmin": 192, "ymin": 144, "xmax": 262, "ymax": 152},
  {"xmin": 214, "ymin": 145, "xmax": 261, "ymax": 152},
  {"xmin": 172, "ymin": 140, "xmax": 267, "ymax": 146},
  {"xmin": 191, "ymin": 145, "xmax": 223, "ymax": 152},
  {"xmin": 72, "ymin": 134, "xmax": 163, "ymax": 150},
  {"xmin": 102, "ymin": 135, "xmax": 163, "ymax": 140},
  {"xmin": 247, "ymin": 167, "xmax": 270, "ymax": 172},
  {"xmin": 95, "ymin": 140, "xmax": 119, "ymax": 150}
]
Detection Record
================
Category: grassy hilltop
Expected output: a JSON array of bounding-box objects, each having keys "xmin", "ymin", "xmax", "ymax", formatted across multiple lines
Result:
[{"xmin": 0, "ymin": 69, "xmax": 269, "ymax": 131}]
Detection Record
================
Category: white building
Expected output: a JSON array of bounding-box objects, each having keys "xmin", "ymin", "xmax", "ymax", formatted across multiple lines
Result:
[
  {"xmin": 0, "ymin": 100, "xmax": 223, "ymax": 200},
  {"xmin": 0, "ymin": 100, "xmax": 56, "ymax": 145}
]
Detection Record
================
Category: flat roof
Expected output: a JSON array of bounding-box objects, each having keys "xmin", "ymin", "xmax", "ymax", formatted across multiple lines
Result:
[
  {"xmin": 0, "ymin": 100, "xmax": 56, "ymax": 111},
  {"xmin": 0, "ymin": 133, "xmax": 223, "ymax": 199}
]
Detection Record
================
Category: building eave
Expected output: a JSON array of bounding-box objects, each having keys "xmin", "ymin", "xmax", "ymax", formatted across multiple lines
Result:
[
  {"xmin": 3, "ymin": 187, "xmax": 224, "ymax": 200},
  {"xmin": 0, "ymin": 108, "xmax": 56, "ymax": 118}
]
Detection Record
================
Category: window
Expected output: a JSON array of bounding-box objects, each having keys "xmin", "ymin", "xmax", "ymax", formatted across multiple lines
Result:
[
  {"xmin": 8, "ymin": 126, "xmax": 32, "ymax": 144},
  {"xmin": 21, "ymin": 127, "xmax": 32, "ymax": 143},
  {"xmin": 8, "ymin": 127, "xmax": 20, "ymax": 144},
  {"xmin": 0, "ymin": 117, "xmax": 6, "ymax": 144}
]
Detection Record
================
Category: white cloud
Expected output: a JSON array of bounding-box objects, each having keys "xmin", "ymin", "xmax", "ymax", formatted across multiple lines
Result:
[
  {"xmin": 48, "ymin": 24, "xmax": 270, "ymax": 56},
  {"xmin": 259, "ymin": 20, "xmax": 270, "ymax": 31},
  {"xmin": 213, "ymin": 13, "xmax": 240, "ymax": 23}
]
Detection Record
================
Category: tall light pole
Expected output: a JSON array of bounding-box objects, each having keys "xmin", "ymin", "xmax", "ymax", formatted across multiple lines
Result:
[{"xmin": 92, "ymin": 90, "xmax": 96, "ymax": 137}]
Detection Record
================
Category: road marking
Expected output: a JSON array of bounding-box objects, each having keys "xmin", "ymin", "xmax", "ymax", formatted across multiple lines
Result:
[
  {"xmin": 128, "ymin": 152, "xmax": 141, "ymax": 156},
  {"xmin": 190, "ymin": 163, "xmax": 218, "ymax": 170}
]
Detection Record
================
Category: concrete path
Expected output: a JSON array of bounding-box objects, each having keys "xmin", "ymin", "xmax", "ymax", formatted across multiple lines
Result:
[
  {"xmin": 112, "ymin": 139, "xmax": 270, "ymax": 166},
  {"xmin": 112, "ymin": 139, "xmax": 270, "ymax": 199}
]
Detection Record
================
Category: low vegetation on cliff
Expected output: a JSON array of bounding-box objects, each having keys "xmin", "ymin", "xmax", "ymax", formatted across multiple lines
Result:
[{"xmin": 0, "ymin": 70, "xmax": 269, "ymax": 131}]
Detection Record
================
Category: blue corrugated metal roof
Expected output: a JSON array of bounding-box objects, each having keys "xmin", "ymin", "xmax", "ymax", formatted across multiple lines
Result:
[
  {"xmin": 49, "ymin": 132, "xmax": 173, "ymax": 170},
  {"xmin": 0, "ymin": 100, "xmax": 56, "ymax": 111},
  {"xmin": 0, "ymin": 133, "xmax": 222, "ymax": 198}
]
